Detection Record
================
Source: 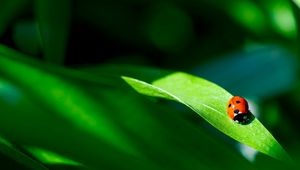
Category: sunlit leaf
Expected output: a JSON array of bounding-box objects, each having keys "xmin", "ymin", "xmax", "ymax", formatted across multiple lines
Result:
[{"xmin": 122, "ymin": 72, "xmax": 291, "ymax": 162}]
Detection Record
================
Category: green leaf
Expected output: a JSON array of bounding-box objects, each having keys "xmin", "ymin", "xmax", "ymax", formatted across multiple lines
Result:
[
  {"xmin": 35, "ymin": 0, "xmax": 71, "ymax": 64},
  {"xmin": 0, "ymin": 0, "xmax": 28, "ymax": 37},
  {"xmin": 26, "ymin": 147, "xmax": 81, "ymax": 166},
  {"xmin": 0, "ymin": 45, "xmax": 160, "ymax": 170},
  {"xmin": 122, "ymin": 72, "xmax": 291, "ymax": 162},
  {"xmin": 0, "ymin": 44, "xmax": 117, "ymax": 87},
  {"xmin": 0, "ymin": 136, "xmax": 49, "ymax": 170},
  {"xmin": 0, "ymin": 51, "xmax": 140, "ymax": 153},
  {"xmin": 13, "ymin": 20, "xmax": 42, "ymax": 56}
]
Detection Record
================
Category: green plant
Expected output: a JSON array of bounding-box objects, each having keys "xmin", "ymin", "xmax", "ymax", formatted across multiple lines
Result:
[{"xmin": 122, "ymin": 72, "xmax": 290, "ymax": 162}]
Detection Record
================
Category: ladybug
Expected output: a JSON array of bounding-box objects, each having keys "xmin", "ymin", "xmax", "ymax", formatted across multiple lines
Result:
[{"xmin": 227, "ymin": 96, "xmax": 253, "ymax": 124}]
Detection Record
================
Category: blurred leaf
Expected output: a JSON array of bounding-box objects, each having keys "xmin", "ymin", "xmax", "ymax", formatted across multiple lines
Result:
[
  {"xmin": 0, "ymin": 52, "xmax": 137, "ymax": 155},
  {"xmin": 0, "ymin": 44, "xmax": 119, "ymax": 87},
  {"xmin": 122, "ymin": 72, "xmax": 291, "ymax": 162},
  {"xmin": 26, "ymin": 147, "xmax": 81, "ymax": 166},
  {"xmin": 0, "ymin": 46, "xmax": 164, "ymax": 170},
  {"xmin": 34, "ymin": 0, "xmax": 71, "ymax": 64},
  {"xmin": 263, "ymin": 0, "xmax": 297, "ymax": 39},
  {"xmin": 227, "ymin": 0, "xmax": 267, "ymax": 34},
  {"xmin": 80, "ymin": 64, "xmax": 172, "ymax": 84},
  {"xmin": 0, "ymin": 0, "xmax": 29, "ymax": 37},
  {"xmin": 263, "ymin": 102, "xmax": 281, "ymax": 128},
  {"xmin": 13, "ymin": 20, "xmax": 42, "ymax": 56},
  {"xmin": 294, "ymin": 0, "xmax": 300, "ymax": 9},
  {"xmin": 0, "ymin": 136, "xmax": 48, "ymax": 170}
]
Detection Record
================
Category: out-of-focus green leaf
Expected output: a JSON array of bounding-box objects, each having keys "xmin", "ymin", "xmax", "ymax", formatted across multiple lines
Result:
[
  {"xmin": 294, "ymin": 0, "xmax": 300, "ymax": 7},
  {"xmin": 263, "ymin": 102, "xmax": 281, "ymax": 128},
  {"xmin": 26, "ymin": 147, "xmax": 81, "ymax": 166},
  {"xmin": 13, "ymin": 20, "xmax": 42, "ymax": 56},
  {"xmin": 0, "ymin": 46, "xmax": 163, "ymax": 170},
  {"xmin": 263, "ymin": 0, "xmax": 297, "ymax": 39},
  {"xmin": 34, "ymin": 0, "xmax": 71, "ymax": 64},
  {"xmin": 227, "ymin": 0, "xmax": 267, "ymax": 34},
  {"xmin": 0, "ymin": 44, "xmax": 117, "ymax": 86},
  {"xmin": 0, "ymin": 136, "xmax": 48, "ymax": 170},
  {"xmin": 0, "ymin": 52, "xmax": 137, "ymax": 155},
  {"xmin": 122, "ymin": 72, "xmax": 291, "ymax": 162},
  {"xmin": 0, "ymin": 0, "xmax": 28, "ymax": 37},
  {"xmin": 80, "ymin": 64, "xmax": 172, "ymax": 84}
]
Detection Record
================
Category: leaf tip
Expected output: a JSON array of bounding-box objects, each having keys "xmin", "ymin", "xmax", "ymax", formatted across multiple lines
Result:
[
  {"xmin": 121, "ymin": 76, "xmax": 144, "ymax": 89},
  {"xmin": 121, "ymin": 75, "xmax": 132, "ymax": 83}
]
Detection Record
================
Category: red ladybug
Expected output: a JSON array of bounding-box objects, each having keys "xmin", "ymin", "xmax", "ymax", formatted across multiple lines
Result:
[{"xmin": 227, "ymin": 96, "xmax": 253, "ymax": 124}]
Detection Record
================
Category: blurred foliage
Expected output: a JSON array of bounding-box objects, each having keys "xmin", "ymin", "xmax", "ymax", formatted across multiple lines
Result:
[{"xmin": 0, "ymin": 0, "xmax": 299, "ymax": 169}]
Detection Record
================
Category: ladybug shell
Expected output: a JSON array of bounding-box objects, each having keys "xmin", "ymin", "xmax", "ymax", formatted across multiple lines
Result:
[{"xmin": 227, "ymin": 96, "xmax": 249, "ymax": 119}]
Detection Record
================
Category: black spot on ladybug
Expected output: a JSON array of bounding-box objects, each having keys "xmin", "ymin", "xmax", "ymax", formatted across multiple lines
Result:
[
  {"xmin": 236, "ymin": 100, "xmax": 241, "ymax": 104},
  {"xmin": 234, "ymin": 109, "xmax": 239, "ymax": 114},
  {"xmin": 233, "ymin": 112, "xmax": 255, "ymax": 125},
  {"xmin": 228, "ymin": 104, "xmax": 231, "ymax": 108}
]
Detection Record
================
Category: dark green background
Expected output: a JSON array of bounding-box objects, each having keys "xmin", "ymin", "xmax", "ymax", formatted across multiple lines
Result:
[{"xmin": 0, "ymin": 0, "xmax": 299, "ymax": 169}]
